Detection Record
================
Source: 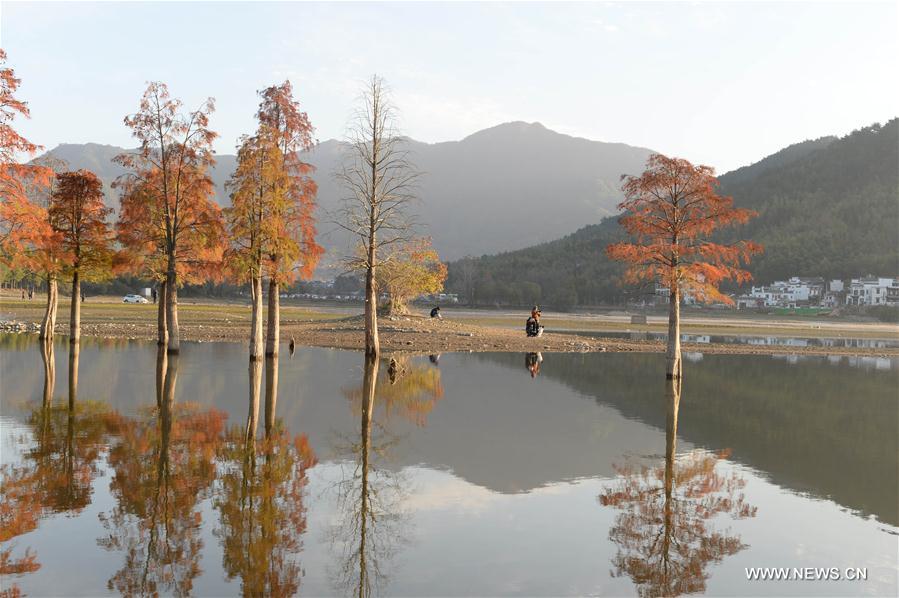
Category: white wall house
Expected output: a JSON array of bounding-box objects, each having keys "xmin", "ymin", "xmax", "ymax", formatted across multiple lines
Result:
[{"xmin": 846, "ymin": 277, "xmax": 899, "ymax": 306}]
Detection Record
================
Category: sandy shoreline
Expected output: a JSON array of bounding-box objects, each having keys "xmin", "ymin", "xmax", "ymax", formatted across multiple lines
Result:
[{"xmin": 2, "ymin": 296, "xmax": 897, "ymax": 358}]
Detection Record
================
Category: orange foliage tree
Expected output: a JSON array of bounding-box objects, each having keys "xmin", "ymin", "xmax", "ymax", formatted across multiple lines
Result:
[
  {"xmin": 0, "ymin": 48, "xmax": 57, "ymax": 340},
  {"xmin": 226, "ymin": 127, "xmax": 288, "ymax": 360},
  {"xmin": 48, "ymin": 170, "xmax": 113, "ymax": 343},
  {"xmin": 607, "ymin": 154, "xmax": 761, "ymax": 378},
  {"xmin": 256, "ymin": 82, "xmax": 322, "ymax": 357},
  {"xmin": 115, "ymin": 82, "xmax": 225, "ymax": 353}
]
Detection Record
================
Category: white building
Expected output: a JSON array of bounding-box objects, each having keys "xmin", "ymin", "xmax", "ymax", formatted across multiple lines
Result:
[
  {"xmin": 846, "ymin": 277, "xmax": 899, "ymax": 306},
  {"xmin": 750, "ymin": 277, "xmax": 825, "ymax": 307}
]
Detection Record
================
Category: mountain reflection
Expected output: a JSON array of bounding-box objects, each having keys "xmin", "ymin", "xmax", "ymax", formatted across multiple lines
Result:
[
  {"xmin": 214, "ymin": 355, "xmax": 317, "ymax": 597},
  {"xmin": 599, "ymin": 379, "xmax": 757, "ymax": 597},
  {"xmin": 98, "ymin": 353, "xmax": 226, "ymax": 597}
]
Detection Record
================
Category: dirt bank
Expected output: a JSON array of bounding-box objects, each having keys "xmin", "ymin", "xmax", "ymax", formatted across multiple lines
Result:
[{"xmin": 2, "ymin": 296, "xmax": 897, "ymax": 358}]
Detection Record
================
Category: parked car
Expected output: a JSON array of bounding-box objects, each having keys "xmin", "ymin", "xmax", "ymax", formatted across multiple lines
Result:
[{"xmin": 122, "ymin": 294, "xmax": 149, "ymax": 304}]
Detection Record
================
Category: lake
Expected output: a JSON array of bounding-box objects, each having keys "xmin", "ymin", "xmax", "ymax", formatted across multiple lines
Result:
[{"xmin": 1, "ymin": 334, "xmax": 897, "ymax": 596}]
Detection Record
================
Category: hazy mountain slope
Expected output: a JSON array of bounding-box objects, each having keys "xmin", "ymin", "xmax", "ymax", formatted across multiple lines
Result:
[
  {"xmin": 36, "ymin": 122, "xmax": 654, "ymax": 262},
  {"xmin": 446, "ymin": 119, "xmax": 899, "ymax": 307}
]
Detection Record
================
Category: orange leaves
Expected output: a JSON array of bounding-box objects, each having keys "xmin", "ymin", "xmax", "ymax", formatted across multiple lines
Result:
[
  {"xmin": 48, "ymin": 170, "xmax": 114, "ymax": 280},
  {"xmin": 114, "ymin": 82, "xmax": 225, "ymax": 284},
  {"xmin": 607, "ymin": 153, "xmax": 763, "ymax": 302}
]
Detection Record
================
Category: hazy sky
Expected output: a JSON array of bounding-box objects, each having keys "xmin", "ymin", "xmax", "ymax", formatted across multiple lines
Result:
[{"xmin": 2, "ymin": 1, "xmax": 897, "ymax": 172}]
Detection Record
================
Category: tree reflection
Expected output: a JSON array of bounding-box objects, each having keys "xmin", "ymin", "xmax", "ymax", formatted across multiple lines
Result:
[
  {"xmin": 1, "ymin": 340, "xmax": 107, "ymax": 596},
  {"xmin": 214, "ymin": 355, "xmax": 318, "ymax": 597},
  {"xmin": 347, "ymin": 354, "xmax": 444, "ymax": 427},
  {"xmin": 98, "ymin": 352, "xmax": 226, "ymax": 597},
  {"xmin": 330, "ymin": 354, "xmax": 413, "ymax": 597},
  {"xmin": 599, "ymin": 379, "xmax": 757, "ymax": 597}
]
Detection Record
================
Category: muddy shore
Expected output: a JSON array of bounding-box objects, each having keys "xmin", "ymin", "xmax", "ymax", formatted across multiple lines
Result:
[{"xmin": 2, "ymin": 297, "xmax": 897, "ymax": 358}]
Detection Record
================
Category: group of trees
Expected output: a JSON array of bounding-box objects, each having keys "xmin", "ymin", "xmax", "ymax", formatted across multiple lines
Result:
[
  {"xmin": 0, "ymin": 49, "xmax": 323, "ymax": 357},
  {"xmin": 2, "ymin": 49, "xmax": 446, "ymax": 360}
]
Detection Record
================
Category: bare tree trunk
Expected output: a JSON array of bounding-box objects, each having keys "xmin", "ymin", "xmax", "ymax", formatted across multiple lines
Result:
[
  {"xmin": 68, "ymin": 340, "xmax": 80, "ymax": 406},
  {"xmin": 246, "ymin": 357, "xmax": 263, "ymax": 444},
  {"xmin": 666, "ymin": 286, "xmax": 681, "ymax": 379},
  {"xmin": 70, "ymin": 271, "xmax": 81, "ymax": 344},
  {"xmin": 157, "ymin": 280, "xmax": 168, "ymax": 346},
  {"xmin": 265, "ymin": 278, "xmax": 280, "ymax": 357},
  {"xmin": 155, "ymin": 344, "xmax": 168, "ymax": 409},
  {"xmin": 40, "ymin": 275, "xmax": 58, "ymax": 341},
  {"xmin": 358, "ymin": 352, "xmax": 378, "ymax": 598},
  {"xmin": 249, "ymin": 275, "xmax": 264, "ymax": 360},
  {"xmin": 40, "ymin": 337, "xmax": 55, "ymax": 407},
  {"xmin": 364, "ymin": 243, "xmax": 379, "ymax": 357},
  {"xmin": 165, "ymin": 262, "xmax": 180, "ymax": 354},
  {"xmin": 264, "ymin": 355, "xmax": 278, "ymax": 438}
]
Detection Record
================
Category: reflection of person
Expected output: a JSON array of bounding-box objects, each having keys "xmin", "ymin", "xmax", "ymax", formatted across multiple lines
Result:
[
  {"xmin": 429, "ymin": 353, "xmax": 441, "ymax": 365},
  {"xmin": 525, "ymin": 352, "xmax": 543, "ymax": 378}
]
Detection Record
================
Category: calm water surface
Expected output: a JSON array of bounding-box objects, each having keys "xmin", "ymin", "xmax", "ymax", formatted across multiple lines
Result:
[{"xmin": 1, "ymin": 334, "xmax": 897, "ymax": 596}]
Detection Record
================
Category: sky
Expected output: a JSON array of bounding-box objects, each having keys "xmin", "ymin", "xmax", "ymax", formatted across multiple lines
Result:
[{"xmin": 2, "ymin": 1, "xmax": 897, "ymax": 173}]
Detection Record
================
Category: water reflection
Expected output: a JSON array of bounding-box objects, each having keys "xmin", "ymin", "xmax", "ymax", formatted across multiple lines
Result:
[
  {"xmin": 525, "ymin": 352, "xmax": 543, "ymax": 378},
  {"xmin": 98, "ymin": 353, "xmax": 226, "ymax": 596},
  {"xmin": 214, "ymin": 355, "xmax": 317, "ymax": 597},
  {"xmin": 330, "ymin": 354, "xmax": 430, "ymax": 596},
  {"xmin": 599, "ymin": 379, "xmax": 757, "ymax": 597},
  {"xmin": 1, "ymin": 339, "xmax": 107, "ymax": 595}
]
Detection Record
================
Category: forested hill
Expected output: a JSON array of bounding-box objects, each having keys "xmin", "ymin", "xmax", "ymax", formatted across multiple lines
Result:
[{"xmin": 446, "ymin": 119, "xmax": 899, "ymax": 308}]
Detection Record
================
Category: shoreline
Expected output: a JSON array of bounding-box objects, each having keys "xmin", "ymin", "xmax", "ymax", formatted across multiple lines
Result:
[{"xmin": 2, "ymin": 298, "xmax": 897, "ymax": 358}]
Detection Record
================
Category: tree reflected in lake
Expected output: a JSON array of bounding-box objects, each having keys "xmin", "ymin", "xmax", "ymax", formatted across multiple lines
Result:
[
  {"xmin": 214, "ymin": 355, "xmax": 318, "ymax": 597},
  {"xmin": 1, "ymin": 340, "xmax": 108, "ymax": 595},
  {"xmin": 330, "ymin": 354, "xmax": 421, "ymax": 597},
  {"xmin": 599, "ymin": 379, "xmax": 757, "ymax": 597},
  {"xmin": 98, "ymin": 353, "xmax": 226, "ymax": 597}
]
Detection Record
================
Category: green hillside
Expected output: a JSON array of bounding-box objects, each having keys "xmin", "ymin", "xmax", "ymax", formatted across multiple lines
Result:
[{"xmin": 446, "ymin": 119, "xmax": 899, "ymax": 308}]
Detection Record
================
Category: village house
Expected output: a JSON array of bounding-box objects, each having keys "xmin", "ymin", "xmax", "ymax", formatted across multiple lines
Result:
[{"xmin": 845, "ymin": 276, "xmax": 899, "ymax": 306}]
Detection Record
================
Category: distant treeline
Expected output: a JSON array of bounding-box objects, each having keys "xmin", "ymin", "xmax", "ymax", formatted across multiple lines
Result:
[{"xmin": 445, "ymin": 120, "xmax": 899, "ymax": 310}]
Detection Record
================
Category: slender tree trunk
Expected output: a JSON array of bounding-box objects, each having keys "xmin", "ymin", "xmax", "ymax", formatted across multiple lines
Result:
[
  {"xmin": 264, "ymin": 355, "xmax": 278, "ymax": 438},
  {"xmin": 358, "ymin": 352, "xmax": 378, "ymax": 598},
  {"xmin": 265, "ymin": 280, "xmax": 281, "ymax": 357},
  {"xmin": 246, "ymin": 357, "xmax": 263, "ymax": 444},
  {"xmin": 70, "ymin": 270, "xmax": 81, "ymax": 344},
  {"xmin": 40, "ymin": 337, "xmax": 55, "ymax": 407},
  {"xmin": 266, "ymin": 278, "xmax": 280, "ymax": 357},
  {"xmin": 68, "ymin": 340, "xmax": 80, "ymax": 405},
  {"xmin": 364, "ymin": 242, "xmax": 379, "ymax": 357},
  {"xmin": 40, "ymin": 275, "xmax": 58, "ymax": 341},
  {"xmin": 249, "ymin": 275, "xmax": 264, "ymax": 360},
  {"xmin": 165, "ymin": 262, "xmax": 180, "ymax": 354},
  {"xmin": 666, "ymin": 285, "xmax": 681, "ymax": 379},
  {"xmin": 157, "ymin": 280, "xmax": 168, "ymax": 346},
  {"xmin": 155, "ymin": 344, "xmax": 168, "ymax": 409}
]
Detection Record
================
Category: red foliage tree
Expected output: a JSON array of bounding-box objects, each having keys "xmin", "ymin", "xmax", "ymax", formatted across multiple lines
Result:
[
  {"xmin": 48, "ymin": 170, "xmax": 113, "ymax": 343},
  {"xmin": 255, "ymin": 82, "xmax": 322, "ymax": 356},
  {"xmin": 607, "ymin": 154, "xmax": 761, "ymax": 378},
  {"xmin": 115, "ymin": 82, "xmax": 225, "ymax": 353},
  {"xmin": 0, "ymin": 49, "xmax": 57, "ymax": 340}
]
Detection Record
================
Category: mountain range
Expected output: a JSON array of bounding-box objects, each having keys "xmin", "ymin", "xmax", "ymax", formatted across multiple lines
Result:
[
  {"xmin": 444, "ymin": 119, "xmax": 899, "ymax": 307},
  {"xmin": 35, "ymin": 122, "xmax": 655, "ymax": 264}
]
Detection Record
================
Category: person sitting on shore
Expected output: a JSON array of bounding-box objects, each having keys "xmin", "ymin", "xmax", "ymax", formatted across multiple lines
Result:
[
  {"xmin": 430, "ymin": 306, "xmax": 442, "ymax": 319},
  {"xmin": 526, "ymin": 316, "xmax": 544, "ymax": 337},
  {"xmin": 531, "ymin": 305, "xmax": 542, "ymax": 322}
]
